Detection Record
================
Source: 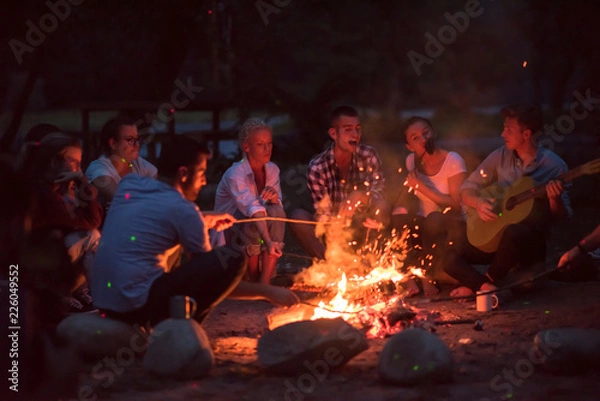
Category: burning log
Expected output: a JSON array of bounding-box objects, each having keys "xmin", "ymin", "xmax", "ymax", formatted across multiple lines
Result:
[
  {"xmin": 386, "ymin": 306, "xmax": 418, "ymax": 326},
  {"xmin": 267, "ymin": 303, "xmax": 316, "ymax": 330},
  {"xmin": 270, "ymin": 215, "xmax": 470, "ymax": 339}
]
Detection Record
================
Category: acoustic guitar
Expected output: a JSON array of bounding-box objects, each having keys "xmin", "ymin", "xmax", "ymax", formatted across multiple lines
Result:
[{"xmin": 466, "ymin": 158, "xmax": 600, "ymax": 253}]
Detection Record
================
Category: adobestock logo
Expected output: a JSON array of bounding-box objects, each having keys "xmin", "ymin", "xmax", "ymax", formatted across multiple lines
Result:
[
  {"xmin": 480, "ymin": 330, "xmax": 562, "ymax": 401},
  {"xmin": 407, "ymin": 0, "xmax": 491, "ymax": 76},
  {"xmin": 9, "ymin": 0, "xmax": 86, "ymax": 65},
  {"xmin": 135, "ymin": 77, "xmax": 204, "ymax": 140},
  {"xmin": 255, "ymin": 0, "xmax": 292, "ymax": 26},
  {"xmin": 533, "ymin": 89, "xmax": 600, "ymax": 151},
  {"xmin": 77, "ymin": 322, "xmax": 152, "ymax": 401},
  {"xmin": 268, "ymin": 323, "xmax": 366, "ymax": 401}
]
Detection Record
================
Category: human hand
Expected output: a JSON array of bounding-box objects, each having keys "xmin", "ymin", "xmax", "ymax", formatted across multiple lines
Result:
[
  {"xmin": 557, "ymin": 246, "xmax": 584, "ymax": 270},
  {"xmin": 205, "ymin": 213, "xmax": 236, "ymax": 231},
  {"xmin": 266, "ymin": 286, "xmax": 299, "ymax": 307},
  {"xmin": 476, "ymin": 197, "xmax": 498, "ymax": 221},
  {"xmin": 260, "ymin": 186, "xmax": 279, "ymax": 204},
  {"xmin": 340, "ymin": 191, "xmax": 369, "ymax": 221},
  {"xmin": 265, "ymin": 240, "xmax": 283, "ymax": 257},
  {"xmin": 546, "ymin": 180, "xmax": 564, "ymax": 201},
  {"xmin": 404, "ymin": 171, "xmax": 420, "ymax": 191},
  {"xmin": 363, "ymin": 217, "xmax": 384, "ymax": 230}
]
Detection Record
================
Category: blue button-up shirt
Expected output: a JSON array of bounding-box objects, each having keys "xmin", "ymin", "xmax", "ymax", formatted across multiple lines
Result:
[{"xmin": 461, "ymin": 145, "xmax": 572, "ymax": 218}]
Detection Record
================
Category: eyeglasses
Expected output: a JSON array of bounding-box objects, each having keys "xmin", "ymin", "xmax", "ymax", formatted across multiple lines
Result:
[{"xmin": 122, "ymin": 137, "xmax": 141, "ymax": 146}]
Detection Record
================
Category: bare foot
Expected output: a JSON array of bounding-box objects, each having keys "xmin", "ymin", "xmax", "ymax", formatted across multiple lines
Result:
[
  {"xmin": 422, "ymin": 280, "xmax": 439, "ymax": 296},
  {"xmin": 450, "ymin": 286, "xmax": 475, "ymax": 303},
  {"xmin": 404, "ymin": 278, "xmax": 420, "ymax": 297},
  {"xmin": 480, "ymin": 281, "xmax": 512, "ymax": 304},
  {"xmin": 479, "ymin": 282, "xmax": 498, "ymax": 293}
]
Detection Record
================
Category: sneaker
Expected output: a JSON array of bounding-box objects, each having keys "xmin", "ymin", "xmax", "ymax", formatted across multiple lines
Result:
[
  {"xmin": 73, "ymin": 286, "xmax": 94, "ymax": 307},
  {"xmin": 65, "ymin": 297, "xmax": 84, "ymax": 313},
  {"xmin": 65, "ymin": 295, "xmax": 97, "ymax": 314},
  {"xmin": 589, "ymin": 248, "xmax": 600, "ymax": 260}
]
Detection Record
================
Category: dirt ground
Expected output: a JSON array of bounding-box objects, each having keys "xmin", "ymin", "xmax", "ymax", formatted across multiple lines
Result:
[
  {"xmin": 81, "ymin": 280, "xmax": 600, "ymax": 401},
  {"xmin": 80, "ymin": 196, "xmax": 600, "ymax": 401}
]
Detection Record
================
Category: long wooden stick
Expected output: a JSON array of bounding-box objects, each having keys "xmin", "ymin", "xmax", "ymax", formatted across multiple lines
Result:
[
  {"xmin": 408, "ymin": 263, "xmax": 560, "ymax": 305},
  {"xmin": 234, "ymin": 216, "xmax": 336, "ymax": 225}
]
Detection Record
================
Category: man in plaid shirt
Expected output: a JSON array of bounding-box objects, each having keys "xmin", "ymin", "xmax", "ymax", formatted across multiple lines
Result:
[{"xmin": 290, "ymin": 106, "xmax": 390, "ymax": 259}]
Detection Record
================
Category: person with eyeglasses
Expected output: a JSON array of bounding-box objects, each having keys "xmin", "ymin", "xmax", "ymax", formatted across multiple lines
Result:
[{"xmin": 85, "ymin": 116, "xmax": 157, "ymax": 208}]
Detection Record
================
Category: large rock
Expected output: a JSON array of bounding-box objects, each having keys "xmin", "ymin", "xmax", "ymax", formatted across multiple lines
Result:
[
  {"xmin": 143, "ymin": 319, "xmax": 213, "ymax": 379},
  {"xmin": 56, "ymin": 312, "xmax": 148, "ymax": 359},
  {"xmin": 258, "ymin": 318, "xmax": 368, "ymax": 375},
  {"xmin": 534, "ymin": 328, "xmax": 600, "ymax": 374},
  {"xmin": 378, "ymin": 328, "xmax": 453, "ymax": 385}
]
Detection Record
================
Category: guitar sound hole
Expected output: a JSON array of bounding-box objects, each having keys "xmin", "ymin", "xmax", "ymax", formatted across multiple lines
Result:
[{"xmin": 506, "ymin": 197, "xmax": 516, "ymax": 211}]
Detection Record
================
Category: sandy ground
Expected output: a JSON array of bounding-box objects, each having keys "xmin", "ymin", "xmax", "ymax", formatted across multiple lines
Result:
[{"xmin": 79, "ymin": 278, "xmax": 600, "ymax": 401}]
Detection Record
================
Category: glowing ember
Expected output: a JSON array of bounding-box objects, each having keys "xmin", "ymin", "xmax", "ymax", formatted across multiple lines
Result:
[
  {"xmin": 311, "ymin": 273, "xmax": 362, "ymax": 320},
  {"xmin": 286, "ymin": 215, "xmax": 442, "ymax": 338}
]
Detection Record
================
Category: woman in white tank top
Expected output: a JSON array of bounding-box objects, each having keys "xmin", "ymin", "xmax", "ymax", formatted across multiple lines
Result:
[{"xmin": 392, "ymin": 117, "xmax": 467, "ymax": 296}]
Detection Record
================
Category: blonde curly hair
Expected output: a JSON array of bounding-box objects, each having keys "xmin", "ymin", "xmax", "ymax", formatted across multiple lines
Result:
[{"xmin": 238, "ymin": 118, "xmax": 272, "ymax": 151}]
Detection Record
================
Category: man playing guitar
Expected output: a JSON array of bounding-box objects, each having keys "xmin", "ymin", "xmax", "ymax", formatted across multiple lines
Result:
[{"xmin": 444, "ymin": 105, "xmax": 571, "ymax": 299}]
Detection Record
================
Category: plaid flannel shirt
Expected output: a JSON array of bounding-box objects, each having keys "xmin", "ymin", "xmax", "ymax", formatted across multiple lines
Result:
[{"xmin": 306, "ymin": 143, "xmax": 385, "ymax": 216}]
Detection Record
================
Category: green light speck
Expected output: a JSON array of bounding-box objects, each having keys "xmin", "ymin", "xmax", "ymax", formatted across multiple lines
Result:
[
  {"xmin": 107, "ymin": 282, "xmax": 112, "ymax": 288},
  {"xmin": 412, "ymin": 365, "xmax": 419, "ymax": 371},
  {"xmin": 130, "ymin": 236, "xmax": 136, "ymax": 241}
]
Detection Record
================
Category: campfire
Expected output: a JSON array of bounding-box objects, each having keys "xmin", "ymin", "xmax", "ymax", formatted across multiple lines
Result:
[{"xmin": 269, "ymin": 219, "xmax": 454, "ymax": 338}]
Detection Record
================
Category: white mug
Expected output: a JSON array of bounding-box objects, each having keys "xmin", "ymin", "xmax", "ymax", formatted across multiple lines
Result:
[{"xmin": 476, "ymin": 291, "xmax": 499, "ymax": 312}]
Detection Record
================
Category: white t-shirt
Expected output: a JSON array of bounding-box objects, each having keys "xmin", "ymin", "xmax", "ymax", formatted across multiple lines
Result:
[
  {"xmin": 91, "ymin": 175, "xmax": 210, "ymax": 313},
  {"xmin": 406, "ymin": 151, "xmax": 467, "ymax": 217},
  {"xmin": 85, "ymin": 155, "xmax": 157, "ymax": 184}
]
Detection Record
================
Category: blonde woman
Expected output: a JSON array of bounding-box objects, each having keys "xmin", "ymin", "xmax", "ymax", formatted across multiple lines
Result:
[{"xmin": 214, "ymin": 118, "xmax": 285, "ymax": 284}]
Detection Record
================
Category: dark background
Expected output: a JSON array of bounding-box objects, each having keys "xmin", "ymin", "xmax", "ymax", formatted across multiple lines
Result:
[{"xmin": 1, "ymin": 0, "xmax": 599, "ymax": 156}]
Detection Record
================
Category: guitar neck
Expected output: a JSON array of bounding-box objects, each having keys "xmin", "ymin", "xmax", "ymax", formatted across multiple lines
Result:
[{"xmin": 511, "ymin": 168, "xmax": 582, "ymax": 205}]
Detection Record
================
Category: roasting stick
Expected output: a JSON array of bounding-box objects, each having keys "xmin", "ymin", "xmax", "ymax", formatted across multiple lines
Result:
[
  {"xmin": 233, "ymin": 216, "xmax": 336, "ymax": 225},
  {"xmin": 408, "ymin": 263, "xmax": 562, "ymax": 306},
  {"xmin": 234, "ymin": 216, "xmax": 386, "ymax": 230}
]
